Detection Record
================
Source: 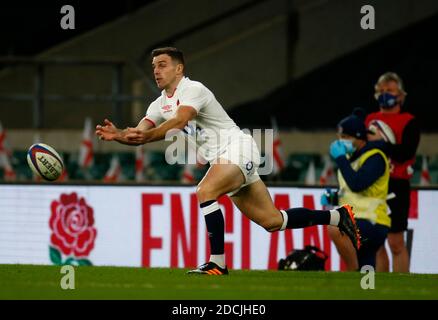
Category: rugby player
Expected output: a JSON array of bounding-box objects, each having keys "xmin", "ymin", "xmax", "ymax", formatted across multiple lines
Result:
[{"xmin": 96, "ymin": 47, "xmax": 361, "ymax": 275}]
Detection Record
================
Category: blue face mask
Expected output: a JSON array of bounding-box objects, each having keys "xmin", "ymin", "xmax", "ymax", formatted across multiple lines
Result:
[
  {"xmin": 339, "ymin": 139, "xmax": 356, "ymax": 154},
  {"xmin": 378, "ymin": 92, "xmax": 398, "ymax": 109}
]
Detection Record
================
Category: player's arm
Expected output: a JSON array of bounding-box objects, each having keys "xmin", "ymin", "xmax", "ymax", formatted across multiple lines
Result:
[
  {"xmin": 124, "ymin": 106, "xmax": 197, "ymax": 144},
  {"xmin": 95, "ymin": 118, "xmax": 154, "ymax": 146}
]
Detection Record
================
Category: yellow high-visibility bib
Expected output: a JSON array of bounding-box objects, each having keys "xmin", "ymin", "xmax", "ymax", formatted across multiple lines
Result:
[{"xmin": 338, "ymin": 148, "xmax": 391, "ymax": 227}]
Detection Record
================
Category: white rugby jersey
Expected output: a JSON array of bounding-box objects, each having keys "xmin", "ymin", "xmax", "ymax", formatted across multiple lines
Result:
[{"xmin": 143, "ymin": 77, "xmax": 242, "ymax": 161}]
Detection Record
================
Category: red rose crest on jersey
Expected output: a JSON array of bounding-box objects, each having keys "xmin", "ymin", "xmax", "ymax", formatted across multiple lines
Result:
[{"xmin": 162, "ymin": 104, "xmax": 173, "ymax": 113}]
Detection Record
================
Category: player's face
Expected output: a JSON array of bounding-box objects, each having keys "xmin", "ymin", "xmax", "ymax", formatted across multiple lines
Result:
[{"xmin": 152, "ymin": 54, "xmax": 181, "ymax": 90}]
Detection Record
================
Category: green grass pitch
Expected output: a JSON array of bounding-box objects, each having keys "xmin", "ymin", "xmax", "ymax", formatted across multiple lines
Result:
[{"xmin": 0, "ymin": 265, "xmax": 437, "ymax": 300}]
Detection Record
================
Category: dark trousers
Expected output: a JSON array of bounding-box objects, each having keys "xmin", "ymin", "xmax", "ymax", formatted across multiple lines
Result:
[{"xmin": 356, "ymin": 219, "xmax": 390, "ymax": 268}]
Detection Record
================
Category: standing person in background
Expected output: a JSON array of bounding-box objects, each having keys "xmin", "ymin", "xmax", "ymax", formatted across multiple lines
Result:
[{"xmin": 365, "ymin": 72, "xmax": 420, "ymax": 273}]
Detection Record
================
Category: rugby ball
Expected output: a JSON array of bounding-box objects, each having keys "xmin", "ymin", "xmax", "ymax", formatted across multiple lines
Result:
[
  {"xmin": 27, "ymin": 143, "xmax": 64, "ymax": 181},
  {"xmin": 368, "ymin": 120, "xmax": 396, "ymax": 144}
]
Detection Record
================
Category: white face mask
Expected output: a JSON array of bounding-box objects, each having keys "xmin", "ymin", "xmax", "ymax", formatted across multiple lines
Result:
[{"xmin": 339, "ymin": 139, "xmax": 356, "ymax": 154}]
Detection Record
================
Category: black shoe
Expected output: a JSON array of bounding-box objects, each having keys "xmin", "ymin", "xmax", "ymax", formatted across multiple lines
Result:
[
  {"xmin": 337, "ymin": 204, "xmax": 361, "ymax": 250},
  {"xmin": 187, "ymin": 262, "xmax": 229, "ymax": 275}
]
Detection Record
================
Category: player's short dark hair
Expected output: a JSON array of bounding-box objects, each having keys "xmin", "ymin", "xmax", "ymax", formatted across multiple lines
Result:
[{"xmin": 151, "ymin": 47, "xmax": 185, "ymax": 65}]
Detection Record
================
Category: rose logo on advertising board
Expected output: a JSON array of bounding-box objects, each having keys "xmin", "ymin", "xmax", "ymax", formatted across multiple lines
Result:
[{"xmin": 49, "ymin": 192, "xmax": 97, "ymax": 266}]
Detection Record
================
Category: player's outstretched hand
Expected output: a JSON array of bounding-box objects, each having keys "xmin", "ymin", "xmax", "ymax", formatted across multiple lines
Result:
[
  {"xmin": 95, "ymin": 119, "xmax": 120, "ymax": 141},
  {"xmin": 125, "ymin": 127, "xmax": 148, "ymax": 144}
]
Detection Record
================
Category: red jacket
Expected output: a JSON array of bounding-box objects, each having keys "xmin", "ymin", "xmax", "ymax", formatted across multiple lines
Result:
[{"xmin": 366, "ymin": 111, "xmax": 416, "ymax": 180}]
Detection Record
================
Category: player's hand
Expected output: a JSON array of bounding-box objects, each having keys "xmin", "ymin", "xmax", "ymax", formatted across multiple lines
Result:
[
  {"xmin": 125, "ymin": 127, "xmax": 150, "ymax": 144},
  {"xmin": 329, "ymin": 140, "xmax": 347, "ymax": 159},
  {"xmin": 95, "ymin": 119, "xmax": 120, "ymax": 141}
]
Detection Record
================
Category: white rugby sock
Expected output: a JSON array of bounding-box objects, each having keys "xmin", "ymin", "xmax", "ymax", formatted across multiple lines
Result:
[
  {"xmin": 280, "ymin": 210, "xmax": 288, "ymax": 231},
  {"xmin": 329, "ymin": 209, "xmax": 340, "ymax": 226},
  {"xmin": 209, "ymin": 254, "xmax": 225, "ymax": 269}
]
